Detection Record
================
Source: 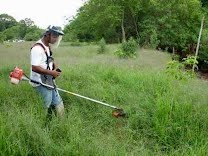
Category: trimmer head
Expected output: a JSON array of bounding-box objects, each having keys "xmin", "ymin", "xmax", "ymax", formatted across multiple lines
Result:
[{"xmin": 112, "ymin": 108, "xmax": 126, "ymax": 118}]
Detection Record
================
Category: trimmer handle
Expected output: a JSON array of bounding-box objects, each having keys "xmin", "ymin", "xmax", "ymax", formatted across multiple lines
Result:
[
  {"xmin": 56, "ymin": 68, "xmax": 62, "ymax": 72},
  {"xmin": 30, "ymin": 79, "xmax": 40, "ymax": 84},
  {"xmin": 53, "ymin": 68, "xmax": 62, "ymax": 79}
]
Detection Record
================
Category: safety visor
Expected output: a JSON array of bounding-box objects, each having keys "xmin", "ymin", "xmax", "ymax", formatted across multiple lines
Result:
[{"xmin": 49, "ymin": 33, "xmax": 63, "ymax": 49}]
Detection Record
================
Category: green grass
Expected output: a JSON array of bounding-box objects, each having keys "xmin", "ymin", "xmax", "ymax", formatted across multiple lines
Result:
[{"xmin": 1, "ymin": 42, "xmax": 208, "ymax": 155}]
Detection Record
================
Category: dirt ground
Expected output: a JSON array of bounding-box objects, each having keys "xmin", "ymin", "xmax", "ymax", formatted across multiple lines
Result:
[{"xmin": 197, "ymin": 72, "xmax": 208, "ymax": 80}]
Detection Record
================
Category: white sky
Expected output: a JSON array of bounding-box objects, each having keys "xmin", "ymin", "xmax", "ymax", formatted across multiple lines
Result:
[{"xmin": 0, "ymin": 0, "xmax": 86, "ymax": 29}]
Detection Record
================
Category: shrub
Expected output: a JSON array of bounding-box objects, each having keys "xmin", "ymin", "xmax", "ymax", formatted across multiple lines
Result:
[
  {"xmin": 149, "ymin": 29, "xmax": 159, "ymax": 49},
  {"xmin": 182, "ymin": 55, "xmax": 198, "ymax": 70},
  {"xmin": 166, "ymin": 60, "xmax": 185, "ymax": 80},
  {"xmin": 197, "ymin": 29, "xmax": 208, "ymax": 71},
  {"xmin": 165, "ymin": 59, "xmax": 196, "ymax": 80},
  {"xmin": 198, "ymin": 45, "xmax": 208, "ymax": 72},
  {"xmin": 97, "ymin": 37, "xmax": 106, "ymax": 54},
  {"xmin": 24, "ymin": 32, "xmax": 41, "ymax": 41},
  {"xmin": 115, "ymin": 37, "xmax": 138, "ymax": 58},
  {"xmin": 0, "ymin": 32, "xmax": 5, "ymax": 43}
]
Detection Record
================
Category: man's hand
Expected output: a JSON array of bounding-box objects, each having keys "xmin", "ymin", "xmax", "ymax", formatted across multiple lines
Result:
[{"xmin": 50, "ymin": 70, "xmax": 61, "ymax": 78}]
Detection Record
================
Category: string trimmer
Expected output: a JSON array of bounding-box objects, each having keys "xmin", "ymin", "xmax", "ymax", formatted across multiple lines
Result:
[{"xmin": 9, "ymin": 67, "xmax": 126, "ymax": 118}]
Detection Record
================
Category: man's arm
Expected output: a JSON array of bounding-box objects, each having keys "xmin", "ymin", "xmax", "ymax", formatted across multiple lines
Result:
[{"xmin": 32, "ymin": 65, "xmax": 60, "ymax": 78}]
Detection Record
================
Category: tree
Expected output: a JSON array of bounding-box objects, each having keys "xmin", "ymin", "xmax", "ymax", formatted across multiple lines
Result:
[
  {"xmin": 201, "ymin": 0, "xmax": 208, "ymax": 7},
  {"xmin": 24, "ymin": 25, "xmax": 42, "ymax": 41},
  {"xmin": 65, "ymin": 0, "xmax": 204, "ymax": 54},
  {"xmin": 0, "ymin": 14, "xmax": 17, "ymax": 32},
  {"xmin": 3, "ymin": 25, "xmax": 20, "ymax": 40},
  {"xmin": 18, "ymin": 18, "xmax": 36, "ymax": 39}
]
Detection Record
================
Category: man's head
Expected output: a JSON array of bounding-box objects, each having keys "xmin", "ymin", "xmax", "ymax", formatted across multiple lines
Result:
[{"xmin": 43, "ymin": 25, "xmax": 64, "ymax": 46}]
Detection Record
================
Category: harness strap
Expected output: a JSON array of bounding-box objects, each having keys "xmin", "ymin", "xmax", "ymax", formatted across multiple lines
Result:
[{"xmin": 31, "ymin": 42, "xmax": 53, "ymax": 70}]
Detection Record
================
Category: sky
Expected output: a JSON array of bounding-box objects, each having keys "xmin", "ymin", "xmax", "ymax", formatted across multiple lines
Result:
[{"xmin": 0, "ymin": 0, "xmax": 86, "ymax": 29}]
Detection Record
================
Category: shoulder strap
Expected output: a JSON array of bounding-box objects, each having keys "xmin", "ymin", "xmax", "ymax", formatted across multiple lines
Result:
[
  {"xmin": 31, "ymin": 42, "xmax": 52, "ymax": 56},
  {"xmin": 31, "ymin": 42, "xmax": 53, "ymax": 70}
]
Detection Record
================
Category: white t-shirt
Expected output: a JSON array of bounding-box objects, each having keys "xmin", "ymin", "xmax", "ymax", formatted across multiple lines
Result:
[{"xmin": 30, "ymin": 40, "xmax": 53, "ymax": 87}]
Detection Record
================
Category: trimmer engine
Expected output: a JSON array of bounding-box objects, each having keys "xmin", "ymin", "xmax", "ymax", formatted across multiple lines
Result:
[{"xmin": 9, "ymin": 67, "xmax": 23, "ymax": 84}]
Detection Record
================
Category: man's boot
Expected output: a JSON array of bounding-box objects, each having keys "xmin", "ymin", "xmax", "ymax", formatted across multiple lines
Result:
[{"xmin": 55, "ymin": 103, "xmax": 64, "ymax": 118}]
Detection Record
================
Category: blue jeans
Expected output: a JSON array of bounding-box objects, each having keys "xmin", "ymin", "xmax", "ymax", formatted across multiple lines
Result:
[{"xmin": 35, "ymin": 85, "xmax": 63, "ymax": 109}]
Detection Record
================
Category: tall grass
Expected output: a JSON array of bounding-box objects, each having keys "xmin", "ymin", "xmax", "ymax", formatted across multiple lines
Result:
[{"xmin": 0, "ymin": 42, "xmax": 208, "ymax": 155}]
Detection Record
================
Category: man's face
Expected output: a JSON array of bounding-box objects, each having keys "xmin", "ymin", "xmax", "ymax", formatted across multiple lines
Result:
[{"xmin": 49, "ymin": 33, "xmax": 59, "ymax": 44}]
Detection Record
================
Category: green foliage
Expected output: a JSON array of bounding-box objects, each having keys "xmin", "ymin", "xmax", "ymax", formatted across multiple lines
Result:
[
  {"xmin": 139, "ymin": 26, "xmax": 159, "ymax": 49},
  {"xmin": 0, "ymin": 14, "xmax": 17, "ymax": 32},
  {"xmin": 64, "ymin": 0, "xmax": 139, "ymax": 43},
  {"xmin": 199, "ymin": 45, "xmax": 208, "ymax": 61},
  {"xmin": 0, "ymin": 14, "xmax": 42, "ymax": 42},
  {"xmin": 0, "ymin": 32, "xmax": 5, "ymax": 43},
  {"xmin": 24, "ymin": 26, "xmax": 42, "ymax": 41},
  {"xmin": 3, "ymin": 25, "xmax": 20, "ymax": 40},
  {"xmin": 115, "ymin": 37, "xmax": 138, "ymax": 58},
  {"xmin": 97, "ymin": 37, "xmax": 106, "ymax": 54},
  {"xmin": 201, "ymin": 0, "xmax": 208, "ymax": 7},
  {"xmin": 24, "ymin": 32, "xmax": 40, "ymax": 41},
  {"xmin": 165, "ymin": 58, "xmax": 197, "ymax": 80},
  {"xmin": 166, "ymin": 60, "xmax": 186, "ymax": 80},
  {"xmin": 171, "ymin": 54, "xmax": 180, "ymax": 61},
  {"xmin": 182, "ymin": 55, "xmax": 198, "ymax": 69},
  {"xmin": 65, "ymin": 0, "xmax": 203, "ymax": 53},
  {"xmin": 65, "ymin": 0, "xmax": 208, "ymax": 70},
  {"xmin": 62, "ymin": 32, "xmax": 77, "ymax": 42},
  {"xmin": 149, "ymin": 29, "xmax": 159, "ymax": 49},
  {"xmin": 198, "ymin": 28, "xmax": 208, "ymax": 71}
]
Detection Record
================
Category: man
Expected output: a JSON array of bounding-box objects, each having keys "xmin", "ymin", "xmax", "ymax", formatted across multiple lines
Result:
[{"xmin": 30, "ymin": 25, "xmax": 64, "ymax": 122}]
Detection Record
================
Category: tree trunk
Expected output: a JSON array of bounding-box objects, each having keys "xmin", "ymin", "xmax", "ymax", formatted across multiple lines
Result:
[
  {"xmin": 130, "ymin": 11, "xmax": 139, "ymax": 38},
  {"xmin": 121, "ymin": 10, "xmax": 126, "ymax": 42},
  {"xmin": 172, "ymin": 47, "xmax": 175, "ymax": 55},
  {"xmin": 193, "ymin": 16, "xmax": 205, "ymax": 72}
]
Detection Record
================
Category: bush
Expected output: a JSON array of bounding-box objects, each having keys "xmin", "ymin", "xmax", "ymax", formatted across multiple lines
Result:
[
  {"xmin": 24, "ymin": 32, "xmax": 41, "ymax": 41},
  {"xmin": 166, "ymin": 60, "xmax": 185, "ymax": 80},
  {"xmin": 165, "ymin": 59, "xmax": 196, "ymax": 80},
  {"xmin": 182, "ymin": 55, "xmax": 198, "ymax": 70},
  {"xmin": 198, "ymin": 44, "xmax": 208, "ymax": 72},
  {"xmin": 97, "ymin": 38, "xmax": 106, "ymax": 54},
  {"xmin": 149, "ymin": 29, "xmax": 159, "ymax": 49},
  {"xmin": 197, "ymin": 29, "xmax": 208, "ymax": 72},
  {"xmin": 0, "ymin": 32, "xmax": 5, "ymax": 43},
  {"xmin": 115, "ymin": 37, "xmax": 138, "ymax": 58}
]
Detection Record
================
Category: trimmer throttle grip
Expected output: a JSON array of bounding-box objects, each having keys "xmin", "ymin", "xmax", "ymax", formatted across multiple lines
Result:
[
  {"xmin": 52, "ymin": 68, "xmax": 62, "ymax": 79},
  {"xmin": 56, "ymin": 68, "xmax": 62, "ymax": 72},
  {"xmin": 30, "ymin": 79, "xmax": 40, "ymax": 84}
]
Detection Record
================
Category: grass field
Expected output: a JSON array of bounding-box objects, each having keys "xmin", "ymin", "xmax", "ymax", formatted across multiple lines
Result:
[{"xmin": 0, "ymin": 42, "xmax": 208, "ymax": 155}]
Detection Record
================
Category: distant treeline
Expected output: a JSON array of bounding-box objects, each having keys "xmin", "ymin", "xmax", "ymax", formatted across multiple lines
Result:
[{"xmin": 0, "ymin": 14, "xmax": 43, "ymax": 42}]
